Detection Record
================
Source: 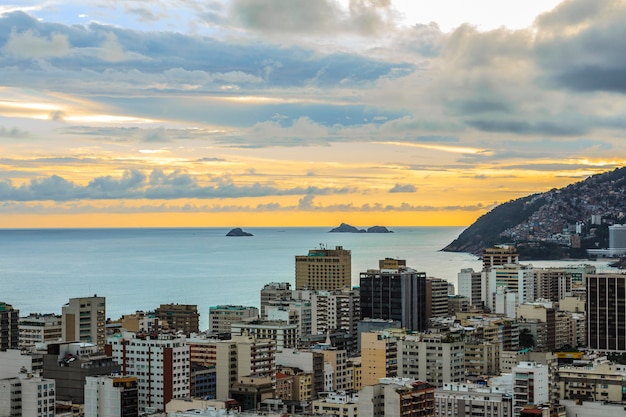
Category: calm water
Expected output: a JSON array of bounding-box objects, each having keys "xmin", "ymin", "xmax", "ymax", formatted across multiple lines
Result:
[{"xmin": 0, "ymin": 227, "xmax": 611, "ymax": 329}]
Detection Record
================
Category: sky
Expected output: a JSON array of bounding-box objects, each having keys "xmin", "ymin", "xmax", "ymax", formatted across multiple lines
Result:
[{"xmin": 0, "ymin": 0, "xmax": 624, "ymax": 228}]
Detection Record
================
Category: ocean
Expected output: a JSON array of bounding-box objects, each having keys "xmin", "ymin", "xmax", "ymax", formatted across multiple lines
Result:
[{"xmin": 0, "ymin": 227, "xmax": 612, "ymax": 330}]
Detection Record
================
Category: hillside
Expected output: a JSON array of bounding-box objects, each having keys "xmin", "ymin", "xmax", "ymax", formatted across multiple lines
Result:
[{"xmin": 442, "ymin": 167, "xmax": 626, "ymax": 259}]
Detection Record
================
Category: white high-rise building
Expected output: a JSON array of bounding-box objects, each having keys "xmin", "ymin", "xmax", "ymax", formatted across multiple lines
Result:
[
  {"xmin": 0, "ymin": 369, "xmax": 55, "ymax": 417},
  {"xmin": 84, "ymin": 375, "xmax": 138, "ymax": 417},
  {"xmin": 107, "ymin": 332, "xmax": 189, "ymax": 413},
  {"xmin": 513, "ymin": 362, "xmax": 549, "ymax": 416}
]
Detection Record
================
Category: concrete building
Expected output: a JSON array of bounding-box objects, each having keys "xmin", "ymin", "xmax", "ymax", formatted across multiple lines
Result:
[
  {"xmin": 426, "ymin": 277, "xmax": 449, "ymax": 319},
  {"xmin": 106, "ymin": 332, "xmax": 190, "ymax": 413},
  {"xmin": 84, "ymin": 375, "xmax": 138, "ymax": 417},
  {"xmin": 229, "ymin": 375, "xmax": 274, "ymax": 411},
  {"xmin": 483, "ymin": 246, "xmax": 519, "ymax": 271},
  {"xmin": 154, "ymin": 304, "xmax": 199, "ymax": 335},
  {"xmin": 487, "ymin": 264, "xmax": 535, "ymax": 310},
  {"xmin": 534, "ymin": 268, "xmax": 573, "ymax": 303},
  {"xmin": 266, "ymin": 300, "xmax": 312, "ymax": 339},
  {"xmin": 231, "ymin": 320, "xmax": 298, "ymax": 352},
  {"xmin": 295, "ymin": 245, "xmax": 352, "ymax": 291},
  {"xmin": 312, "ymin": 392, "xmax": 358, "ymax": 417},
  {"xmin": 557, "ymin": 361, "xmax": 626, "ymax": 403},
  {"xmin": 209, "ymin": 306, "xmax": 258, "ymax": 334},
  {"xmin": 260, "ymin": 282, "xmax": 292, "ymax": 319},
  {"xmin": 358, "ymin": 378, "xmax": 435, "ymax": 417},
  {"xmin": 360, "ymin": 260, "xmax": 428, "ymax": 331},
  {"xmin": 398, "ymin": 332, "xmax": 465, "ymax": 387},
  {"xmin": 186, "ymin": 337, "xmax": 237, "ymax": 400},
  {"xmin": 610, "ymin": 224, "xmax": 626, "ymax": 251},
  {"xmin": 448, "ymin": 295, "xmax": 470, "ymax": 316},
  {"xmin": 0, "ymin": 369, "xmax": 56, "ymax": 417},
  {"xmin": 62, "ymin": 296, "xmax": 106, "ymax": 352},
  {"xmin": 313, "ymin": 343, "xmax": 349, "ymax": 392},
  {"xmin": 435, "ymin": 382, "xmax": 513, "ymax": 417},
  {"xmin": 360, "ymin": 330, "xmax": 400, "ymax": 387},
  {"xmin": 513, "ymin": 362, "xmax": 549, "ymax": 417},
  {"xmin": 587, "ymin": 273, "xmax": 626, "ymax": 351},
  {"xmin": 42, "ymin": 342, "xmax": 121, "ymax": 404},
  {"xmin": 0, "ymin": 302, "xmax": 19, "ymax": 351},
  {"xmin": 517, "ymin": 302, "xmax": 557, "ymax": 351},
  {"xmin": 465, "ymin": 340, "xmax": 500, "ymax": 376},
  {"xmin": 275, "ymin": 348, "xmax": 325, "ymax": 398},
  {"xmin": 458, "ymin": 268, "xmax": 485, "ymax": 308},
  {"xmin": 0, "ymin": 350, "xmax": 43, "ymax": 378},
  {"xmin": 19, "ymin": 313, "xmax": 61, "ymax": 350},
  {"xmin": 116, "ymin": 311, "xmax": 162, "ymax": 333}
]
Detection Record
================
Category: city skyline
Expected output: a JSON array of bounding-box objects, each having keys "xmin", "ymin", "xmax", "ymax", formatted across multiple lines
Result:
[{"xmin": 0, "ymin": 0, "xmax": 624, "ymax": 228}]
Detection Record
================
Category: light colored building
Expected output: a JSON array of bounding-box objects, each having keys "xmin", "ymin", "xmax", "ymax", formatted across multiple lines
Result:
[
  {"xmin": 107, "ymin": 332, "xmax": 190, "ymax": 412},
  {"xmin": 266, "ymin": 300, "xmax": 312, "ymax": 339},
  {"xmin": 610, "ymin": 224, "xmax": 626, "ymax": 250},
  {"xmin": 186, "ymin": 336, "xmax": 237, "ymax": 400},
  {"xmin": 117, "ymin": 311, "xmax": 162, "ymax": 333},
  {"xmin": 209, "ymin": 305, "xmax": 258, "ymax": 334},
  {"xmin": 513, "ymin": 362, "xmax": 549, "ymax": 417},
  {"xmin": 62, "ymin": 296, "xmax": 106, "ymax": 352},
  {"xmin": 314, "ymin": 343, "xmax": 349, "ymax": 392},
  {"xmin": 0, "ymin": 369, "xmax": 55, "ymax": 417},
  {"xmin": 0, "ymin": 350, "xmax": 43, "ymax": 378},
  {"xmin": 358, "ymin": 378, "xmax": 435, "ymax": 417},
  {"xmin": 558, "ymin": 361, "xmax": 626, "ymax": 403},
  {"xmin": 534, "ymin": 268, "xmax": 573, "ymax": 303},
  {"xmin": 231, "ymin": 320, "xmax": 298, "ymax": 352},
  {"xmin": 435, "ymin": 382, "xmax": 513, "ymax": 417},
  {"xmin": 360, "ymin": 331, "xmax": 400, "ymax": 387},
  {"xmin": 458, "ymin": 268, "xmax": 484, "ymax": 307},
  {"xmin": 312, "ymin": 391, "xmax": 358, "ymax": 417},
  {"xmin": 465, "ymin": 340, "xmax": 500, "ymax": 376},
  {"xmin": 295, "ymin": 245, "xmax": 352, "ymax": 291},
  {"xmin": 397, "ymin": 332, "xmax": 465, "ymax": 387},
  {"xmin": 260, "ymin": 282, "xmax": 291, "ymax": 319},
  {"xmin": 84, "ymin": 375, "xmax": 138, "ymax": 417},
  {"xmin": 426, "ymin": 277, "xmax": 449, "ymax": 319},
  {"xmin": 275, "ymin": 348, "xmax": 324, "ymax": 398},
  {"xmin": 487, "ymin": 264, "xmax": 535, "ymax": 310},
  {"xmin": 19, "ymin": 314, "xmax": 61, "ymax": 350},
  {"xmin": 483, "ymin": 246, "xmax": 519, "ymax": 271}
]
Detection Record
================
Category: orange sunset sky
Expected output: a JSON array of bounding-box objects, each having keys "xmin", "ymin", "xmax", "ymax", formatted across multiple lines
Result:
[{"xmin": 1, "ymin": 0, "xmax": 625, "ymax": 228}]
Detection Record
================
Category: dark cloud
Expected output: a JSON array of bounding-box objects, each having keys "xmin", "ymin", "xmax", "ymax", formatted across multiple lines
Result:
[
  {"xmin": 389, "ymin": 183, "xmax": 416, "ymax": 193},
  {"xmin": 230, "ymin": 0, "xmax": 396, "ymax": 36},
  {"xmin": 534, "ymin": 0, "xmax": 626, "ymax": 93},
  {"xmin": 0, "ymin": 126, "xmax": 29, "ymax": 139},
  {"xmin": 0, "ymin": 169, "xmax": 357, "ymax": 202}
]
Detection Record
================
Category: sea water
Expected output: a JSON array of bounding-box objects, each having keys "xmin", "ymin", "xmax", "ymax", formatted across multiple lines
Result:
[{"xmin": 0, "ymin": 227, "xmax": 611, "ymax": 329}]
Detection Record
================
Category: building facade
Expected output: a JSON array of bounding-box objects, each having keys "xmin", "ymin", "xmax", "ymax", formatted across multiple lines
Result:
[
  {"xmin": 587, "ymin": 273, "xmax": 626, "ymax": 351},
  {"xmin": 360, "ymin": 260, "xmax": 427, "ymax": 331},
  {"xmin": 62, "ymin": 296, "xmax": 106, "ymax": 352},
  {"xmin": 84, "ymin": 375, "xmax": 139, "ymax": 417},
  {"xmin": 295, "ymin": 245, "xmax": 352, "ymax": 290},
  {"xmin": 0, "ymin": 302, "xmax": 19, "ymax": 352},
  {"xmin": 106, "ymin": 332, "xmax": 190, "ymax": 412}
]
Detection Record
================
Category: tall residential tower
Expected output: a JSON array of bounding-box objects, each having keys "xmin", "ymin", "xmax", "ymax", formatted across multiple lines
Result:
[{"xmin": 295, "ymin": 245, "xmax": 351, "ymax": 291}]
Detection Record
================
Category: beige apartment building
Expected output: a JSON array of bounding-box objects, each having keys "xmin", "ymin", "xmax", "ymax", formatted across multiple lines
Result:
[{"xmin": 295, "ymin": 245, "xmax": 351, "ymax": 290}]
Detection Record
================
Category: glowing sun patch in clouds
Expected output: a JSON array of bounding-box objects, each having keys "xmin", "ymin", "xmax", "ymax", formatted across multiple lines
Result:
[{"xmin": 381, "ymin": 141, "xmax": 491, "ymax": 155}]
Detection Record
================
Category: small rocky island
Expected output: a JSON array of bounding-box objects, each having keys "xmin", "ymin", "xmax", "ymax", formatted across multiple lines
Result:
[
  {"xmin": 226, "ymin": 228, "xmax": 254, "ymax": 237},
  {"xmin": 329, "ymin": 223, "xmax": 393, "ymax": 233}
]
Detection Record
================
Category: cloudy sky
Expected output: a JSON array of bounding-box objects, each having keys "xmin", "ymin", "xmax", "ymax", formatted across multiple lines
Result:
[{"xmin": 0, "ymin": 0, "xmax": 623, "ymax": 228}]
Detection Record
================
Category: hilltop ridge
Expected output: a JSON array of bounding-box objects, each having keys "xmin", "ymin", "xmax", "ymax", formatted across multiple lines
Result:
[{"xmin": 443, "ymin": 167, "xmax": 626, "ymax": 259}]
